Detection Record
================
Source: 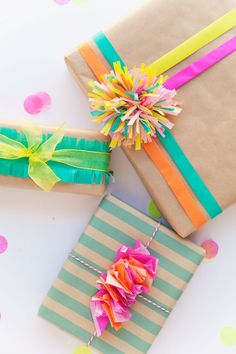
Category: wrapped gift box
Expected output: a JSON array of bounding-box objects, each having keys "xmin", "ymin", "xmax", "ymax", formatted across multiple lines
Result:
[
  {"xmin": 65, "ymin": 0, "xmax": 236, "ymax": 237},
  {"xmin": 39, "ymin": 194, "xmax": 204, "ymax": 354},
  {"xmin": 0, "ymin": 121, "xmax": 111, "ymax": 195}
]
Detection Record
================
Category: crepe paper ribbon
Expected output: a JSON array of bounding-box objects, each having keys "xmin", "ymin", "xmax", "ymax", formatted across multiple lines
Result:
[
  {"xmin": 153, "ymin": 37, "xmax": 236, "ymax": 218},
  {"xmin": 70, "ymin": 224, "xmax": 170, "ymax": 352},
  {"xmin": 92, "ymin": 5, "xmax": 236, "ymax": 76},
  {"xmin": 89, "ymin": 62, "xmax": 181, "ymax": 149},
  {"xmin": 142, "ymin": 141, "xmax": 206, "ymax": 227},
  {"xmin": 79, "ymin": 43, "xmax": 205, "ymax": 228},
  {"xmin": 93, "ymin": 32, "xmax": 126, "ymax": 70},
  {"xmin": 155, "ymin": 37, "xmax": 236, "ymax": 218},
  {"xmin": 80, "ymin": 8, "xmax": 236, "ymax": 225},
  {"xmin": 88, "ymin": 26, "xmax": 232, "ymax": 220},
  {"xmin": 149, "ymin": 8, "xmax": 236, "ymax": 75},
  {"xmin": 79, "ymin": 43, "xmax": 108, "ymax": 80},
  {"xmin": 0, "ymin": 124, "xmax": 112, "ymax": 192},
  {"xmin": 164, "ymin": 36, "xmax": 236, "ymax": 90}
]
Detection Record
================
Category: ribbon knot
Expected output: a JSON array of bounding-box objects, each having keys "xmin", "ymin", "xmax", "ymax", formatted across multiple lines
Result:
[{"xmin": 0, "ymin": 123, "xmax": 111, "ymax": 192}]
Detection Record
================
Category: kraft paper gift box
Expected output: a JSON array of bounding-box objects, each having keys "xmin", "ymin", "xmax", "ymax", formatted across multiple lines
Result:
[
  {"xmin": 65, "ymin": 0, "xmax": 236, "ymax": 237},
  {"xmin": 0, "ymin": 121, "xmax": 112, "ymax": 195},
  {"xmin": 39, "ymin": 194, "xmax": 204, "ymax": 354}
]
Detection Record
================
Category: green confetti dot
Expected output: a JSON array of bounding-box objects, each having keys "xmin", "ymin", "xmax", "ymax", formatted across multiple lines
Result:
[
  {"xmin": 73, "ymin": 346, "xmax": 92, "ymax": 354},
  {"xmin": 72, "ymin": 0, "xmax": 88, "ymax": 4},
  {"xmin": 147, "ymin": 200, "xmax": 162, "ymax": 219},
  {"xmin": 220, "ymin": 326, "xmax": 236, "ymax": 346}
]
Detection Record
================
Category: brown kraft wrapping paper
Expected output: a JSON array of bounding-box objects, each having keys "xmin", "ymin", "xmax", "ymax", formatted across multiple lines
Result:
[
  {"xmin": 65, "ymin": 0, "xmax": 236, "ymax": 237},
  {"xmin": 0, "ymin": 121, "xmax": 110, "ymax": 195}
]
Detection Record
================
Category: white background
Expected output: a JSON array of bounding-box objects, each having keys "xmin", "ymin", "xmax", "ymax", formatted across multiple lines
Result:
[{"xmin": 0, "ymin": 1, "xmax": 236, "ymax": 353}]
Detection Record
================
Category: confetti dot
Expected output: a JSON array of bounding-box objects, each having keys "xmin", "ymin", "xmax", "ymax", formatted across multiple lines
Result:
[
  {"xmin": 200, "ymin": 239, "xmax": 219, "ymax": 260},
  {"xmin": 24, "ymin": 92, "xmax": 51, "ymax": 115},
  {"xmin": 0, "ymin": 235, "xmax": 8, "ymax": 254},
  {"xmin": 73, "ymin": 346, "xmax": 92, "ymax": 354},
  {"xmin": 220, "ymin": 326, "xmax": 236, "ymax": 346},
  {"xmin": 54, "ymin": 0, "xmax": 71, "ymax": 4},
  {"xmin": 73, "ymin": 0, "xmax": 88, "ymax": 4},
  {"xmin": 147, "ymin": 200, "xmax": 162, "ymax": 219}
]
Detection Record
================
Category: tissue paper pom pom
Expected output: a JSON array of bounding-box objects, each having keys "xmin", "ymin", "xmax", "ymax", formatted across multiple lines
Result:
[
  {"xmin": 89, "ymin": 62, "xmax": 181, "ymax": 150},
  {"xmin": 90, "ymin": 240, "xmax": 158, "ymax": 336}
]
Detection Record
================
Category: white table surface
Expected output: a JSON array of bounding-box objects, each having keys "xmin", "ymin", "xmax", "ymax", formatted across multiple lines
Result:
[{"xmin": 0, "ymin": 1, "xmax": 236, "ymax": 353}]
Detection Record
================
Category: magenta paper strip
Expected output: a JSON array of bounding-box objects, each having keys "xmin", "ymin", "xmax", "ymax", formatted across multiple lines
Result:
[{"xmin": 164, "ymin": 36, "xmax": 236, "ymax": 90}]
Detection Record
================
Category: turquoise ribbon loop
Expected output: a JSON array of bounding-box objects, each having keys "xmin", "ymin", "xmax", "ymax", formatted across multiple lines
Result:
[{"xmin": 93, "ymin": 31, "xmax": 222, "ymax": 218}]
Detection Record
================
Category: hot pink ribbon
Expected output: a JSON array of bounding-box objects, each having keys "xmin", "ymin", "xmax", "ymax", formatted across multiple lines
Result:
[{"xmin": 164, "ymin": 36, "xmax": 236, "ymax": 90}]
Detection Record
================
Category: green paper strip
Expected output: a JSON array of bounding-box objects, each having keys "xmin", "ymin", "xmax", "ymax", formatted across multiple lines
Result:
[
  {"xmin": 48, "ymin": 286, "xmax": 150, "ymax": 353},
  {"xmin": 89, "ymin": 216, "xmax": 193, "ymax": 282},
  {"xmin": 158, "ymin": 130, "xmax": 222, "ymax": 218},
  {"xmin": 93, "ymin": 32, "xmax": 126, "ymax": 69},
  {"xmin": 0, "ymin": 126, "xmax": 111, "ymax": 185},
  {"xmin": 100, "ymin": 198, "xmax": 202, "ymax": 264},
  {"xmin": 38, "ymin": 305, "xmax": 123, "ymax": 354},
  {"xmin": 92, "ymin": 31, "xmax": 222, "ymax": 218}
]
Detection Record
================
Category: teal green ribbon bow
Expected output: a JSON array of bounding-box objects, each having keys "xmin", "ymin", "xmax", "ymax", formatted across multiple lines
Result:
[{"xmin": 0, "ymin": 123, "xmax": 111, "ymax": 191}]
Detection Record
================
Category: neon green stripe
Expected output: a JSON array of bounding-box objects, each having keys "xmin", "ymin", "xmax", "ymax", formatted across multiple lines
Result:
[
  {"xmin": 100, "ymin": 198, "xmax": 203, "ymax": 264},
  {"xmin": 90, "ymin": 216, "xmax": 193, "ymax": 282},
  {"xmin": 149, "ymin": 8, "xmax": 236, "ymax": 75},
  {"xmin": 79, "ymin": 233, "xmax": 182, "ymax": 299},
  {"xmin": 38, "ymin": 305, "xmax": 124, "ymax": 354}
]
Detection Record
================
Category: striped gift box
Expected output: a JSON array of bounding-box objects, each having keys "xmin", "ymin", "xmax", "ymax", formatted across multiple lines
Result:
[{"xmin": 39, "ymin": 194, "xmax": 204, "ymax": 354}]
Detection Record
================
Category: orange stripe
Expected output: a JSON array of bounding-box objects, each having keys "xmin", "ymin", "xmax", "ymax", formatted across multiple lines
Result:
[
  {"xmin": 79, "ymin": 42, "xmax": 109, "ymax": 79},
  {"xmin": 143, "ymin": 141, "xmax": 206, "ymax": 228},
  {"xmin": 79, "ymin": 43, "xmax": 207, "ymax": 229}
]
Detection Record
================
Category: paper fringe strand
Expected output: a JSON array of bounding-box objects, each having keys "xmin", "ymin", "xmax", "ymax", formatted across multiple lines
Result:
[
  {"xmin": 90, "ymin": 240, "xmax": 158, "ymax": 336},
  {"xmin": 89, "ymin": 62, "xmax": 182, "ymax": 150}
]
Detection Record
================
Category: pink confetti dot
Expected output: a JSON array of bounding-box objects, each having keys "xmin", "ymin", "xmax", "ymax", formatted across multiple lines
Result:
[
  {"xmin": 201, "ymin": 239, "xmax": 219, "ymax": 260},
  {"xmin": 0, "ymin": 235, "xmax": 8, "ymax": 254},
  {"xmin": 24, "ymin": 92, "xmax": 51, "ymax": 115},
  {"xmin": 54, "ymin": 0, "xmax": 71, "ymax": 4}
]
